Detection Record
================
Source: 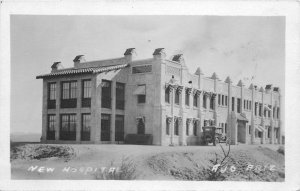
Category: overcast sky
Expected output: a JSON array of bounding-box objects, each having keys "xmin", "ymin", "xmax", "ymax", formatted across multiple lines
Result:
[{"xmin": 11, "ymin": 16, "xmax": 285, "ymax": 134}]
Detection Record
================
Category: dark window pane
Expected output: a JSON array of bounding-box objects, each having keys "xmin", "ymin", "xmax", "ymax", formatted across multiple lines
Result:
[
  {"xmin": 115, "ymin": 115, "xmax": 124, "ymax": 141},
  {"xmin": 116, "ymin": 82, "xmax": 125, "ymax": 110},
  {"xmin": 83, "ymin": 80, "xmax": 91, "ymax": 98},
  {"xmin": 138, "ymin": 95, "xmax": 146, "ymax": 103},
  {"xmin": 101, "ymin": 114, "xmax": 111, "ymax": 141},
  {"xmin": 165, "ymin": 87, "xmax": 170, "ymax": 103},
  {"xmin": 137, "ymin": 118, "xmax": 145, "ymax": 134},
  {"xmin": 175, "ymin": 90, "xmax": 180, "ymax": 105},
  {"xmin": 60, "ymin": 114, "xmax": 76, "ymax": 140},
  {"xmin": 81, "ymin": 114, "xmax": 91, "ymax": 141},
  {"xmin": 102, "ymin": 80, "xmax": 111, "ymax": 108},
  {"xmin": 193, "ymin": 94, "xmax": 198, "ymax": 107}
]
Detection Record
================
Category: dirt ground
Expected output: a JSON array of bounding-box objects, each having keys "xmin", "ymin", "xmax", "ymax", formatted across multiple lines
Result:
[{"xmin": 10, "ymin": 143, "xmax": 285, "ymax": 181}]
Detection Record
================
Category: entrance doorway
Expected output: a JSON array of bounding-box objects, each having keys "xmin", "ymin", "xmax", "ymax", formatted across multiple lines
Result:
[{"xmin": 101, "ymin": 114, "xmax": 111, "ymax": 141}]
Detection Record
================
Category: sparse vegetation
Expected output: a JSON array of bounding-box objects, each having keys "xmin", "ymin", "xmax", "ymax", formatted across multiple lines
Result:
[{"xmin": 94, "ymin": 156, "xmax": 137, "ymax": 180}]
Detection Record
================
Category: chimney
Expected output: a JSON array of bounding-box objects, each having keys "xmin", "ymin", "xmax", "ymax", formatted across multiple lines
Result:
[
  {"xmin": 153, "ymin": 48, "xmax": 166, "ymax": 60},
  {"xmin": 73, "ymin": 55, "xmax": 86, "ymax": 68},
  {"xmin": 51, "ymin": 62, "xmax": 63, "ymax": 72},
  {"xmin": 124, "ymin": 48, "xmax": 136, "ymax": 62},
  {"xmin": 265, "ymin": 84, "xmax": 273, "ymax": 93},
  {"xmin": 171, "ymin": 54, "xmax": 185, "ymax": 64}
]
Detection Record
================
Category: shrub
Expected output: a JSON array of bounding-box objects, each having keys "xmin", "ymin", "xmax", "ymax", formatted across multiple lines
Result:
[{"xmin": 277, "ymin": 146, "xmax": 285, "ymax": 155}]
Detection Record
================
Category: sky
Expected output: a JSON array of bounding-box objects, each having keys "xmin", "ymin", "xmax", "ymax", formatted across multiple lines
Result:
[{"xmin": 10, "ymin": 15, "xmax": 285, "ymax": 134}]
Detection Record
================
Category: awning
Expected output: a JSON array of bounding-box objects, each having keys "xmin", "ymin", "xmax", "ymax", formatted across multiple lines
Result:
[
  {"xmin": 133, "ymin": 85, "xmax": 146, "ymax": 95},
  {"xmin": 256, "ymin": 125, "xmax": 264, "ymax": 132},
  {"xmin": 237, "ymin": 113, "xmax": 248, "ymax": 122}
]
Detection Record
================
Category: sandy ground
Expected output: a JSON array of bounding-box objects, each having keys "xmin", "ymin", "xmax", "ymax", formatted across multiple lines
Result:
[{"xmin": 10, "ymin": 143, "xmax": 285, "ymax": 181}]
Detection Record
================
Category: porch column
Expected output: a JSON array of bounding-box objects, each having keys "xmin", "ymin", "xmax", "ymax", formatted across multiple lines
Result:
[{"xmin": 111, "ymin": 80, "xmax": 116, "ymax": 142}]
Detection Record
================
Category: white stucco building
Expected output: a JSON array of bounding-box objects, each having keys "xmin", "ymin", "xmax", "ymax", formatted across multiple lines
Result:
[{"xmin": 36, "ymin": 48, "xmax": 282, "ymax": 145}]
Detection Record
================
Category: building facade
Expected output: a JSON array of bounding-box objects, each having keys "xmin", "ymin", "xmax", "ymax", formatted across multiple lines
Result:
[{"xmin": 36, "ymin": 48, "xmax": 282, "ymax": 145}]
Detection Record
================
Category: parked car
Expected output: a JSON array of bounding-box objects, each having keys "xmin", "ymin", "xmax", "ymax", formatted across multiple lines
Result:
[
  {"xmin": 201, "ymin": 126, "xmax": 217, "ymax": 146},
  {"xmin": 215, "ymin": 127, "xmax": 227, "ymax": 143}
]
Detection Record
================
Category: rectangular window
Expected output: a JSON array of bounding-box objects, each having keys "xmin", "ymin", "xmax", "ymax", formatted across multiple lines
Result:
[
  {"xmin": 277, "ymin": 108, "xmax": 280, "ymax": 119},
  {"xmin": 116, "ymin": 82, "xmax": 125, "ymax": 110},
  {"xmin": 193, "ymin": 121, "xmax": 197, "ymax": 136},
  {"xmin": 174, "ymin": 119, "xmax": 179, "ymax": 135},
  {"xmin": 255, "ymin": 102, "xmax": 258, "ymax": 116},
  {"xmin": 244, "ymin": 100, "xmax": 246, "ymax": 109},
  {"xmin": 249, "ymin": 125, "xmax": 251, "ymax": 134},
  {"xmin": 81, "ymin": 114, "xmax": 91, "ymax": 141},
  {"xmin": 186, "ymin": 120, "xmax": 189, "ymax": 136},
  {"xmin": 193, "ymin": 93, "xmax": 198, "ymax": 107},
  {"xmin": 132, "ymin": 65, "xmax": 152, "ymax": 74},
  {"xmin": 185, "ymin": 90, "xmax": 190, "ymax": 106},
  {"xmin": 237, "ymin": 98, "xmax": 241, "ymax": 113},
  {"xmin": 101, "ymin": 114, "xmax": 111, "ymax": 140},
  {"xmin": 175, "ymin": 89, "xmax": 180, "ymax": 105},
  {"xmin": 115, "ymin": 115, "xmax": 124, "ymax": 141},
  {"xmin": 225, "ymin": 123, "xmax": 227, "ymax": 134},
  {"xmin": 232, "ymin": 97, "xmax": 235, "ymax": 111},
  {"xmin": 268, "ymin": 105, "xmax": 271, "ymax": 118},
  {"xmin": 203, "ymin": 95, "xmax": 207, "ymax": 109},
  {"xmin": 82, "ymin": 79, "xmax": 91, "ymax": 108},
  {"xmin": 102, "ymin": 80, "xmax": 112, "ymax": 108},
  {"xmin": 48, "ymin": 82, "xmax": 56, "ymax": 109},
  {"xmin": 138, "ymin": 94, "xmax": 146, "ymax": 103},
  {"xmin": 222, "ymin": 95, "xmax": 224, "ymax": 106},
  {"xmin": 61, "ymin": 81, "xmax": 77, "ymax": 108},
  {"xmin": 259, "ymin": 103, "xmax": 262, "ymax": 117},
  {"xmin": 165, "ymin": 87, "xmax": 170, "ymax": 103},
  {"xmin": 225, "ymin": 96, "xmax": 228, "ymax": 106},
  {"xmin": 166, "ymin": 119, "xmax": 170, "ymax": 135},
  {"xmin": 218, "ymin": 94, "xmax": 221, "ymax": 105},
  {"xmin": 210, "ymin": 96, "xmax": 214, "ymax": 110},
  {"xmin": 60, "ymin": 114, "xmax": 76, "ymax": 140},
  {"xmin": 47, "ymin": 115, "xmax": 56, "ymax": 140}
]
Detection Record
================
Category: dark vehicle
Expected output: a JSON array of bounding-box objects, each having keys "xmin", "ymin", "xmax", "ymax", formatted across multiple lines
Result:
[
  {"xmin": 201, "ymin": 126, "xmax": 218, "ymax": 146},
  {"xmin": 215, "ymin": 127, "xmax": 227, "ymax": 143}
]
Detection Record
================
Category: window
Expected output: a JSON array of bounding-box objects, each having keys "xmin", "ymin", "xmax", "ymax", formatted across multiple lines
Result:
[
  {"xmin": 225, "ymin": 96, "xmax": 228, "ymax": 106},
  {"xmin": 232, "ymin": 97, "xmax": 235, "ymax": 111},
  {"xmin": 115, "ymin": 115, "xmax": 125, "ymax": 141},
  {"xmin": 166, "ymin": 119, "xmax": 170, "ymax": 135},
  {"xmin": 116, "ymin": 82, "xmax": 125, "ymax": 110},
  {"xmin": 237, "ymin": 98, "xmax": 241, "ymax": 113},
  {"xmin": 225, "ymin": 123, "xmax": 227, "ymax": 134},
  {"xmin": 47, "ymin": 115, "xmax": 56, "ymax": 140},
  {"xmin": 174, "ymin": 118, "xmax": 179, "ymax": 136},
  {"xmin": 102, "ymin": 80, "xmax": 112, "ymax": 108},
  {"xmin": 82, "ymin": 80, "xmax": 91, "ymax": 107},
  {"xmin": 277, "ymin": 108, "xmax": 280, "ymax": 119},
  {"xmin": 101, "ymin": 114, "xmax": 111, "ymax": 141},
  {"xmin": 48, "ymin": 83, "xmax": 56, "ymax": 109},
  {"xmin": 210, "ymin": 96, "xmax": 214, "ymax": 110},
  {"xmin": 273, "ymin": 107, "xmax": 276, "ymax": 118},
  {"xmin": 218, "ymin": 94, "xmax": 221, "ymax": 105},
  {"xmin": 165, "ymin": 87, "xmax": 170, "ymax": 103},
  {"xmin": 136, "ymin": 84, "xmax": 146, "ymax": 104},
  {"xmin": 264, "ymin": 108, "xmax": 267, "ymax": 117},
  {"xmin": 60, "ymin": 114, "xmax": 76, "ymax": 140},
  {"xmin": 222, "ymin": 95, "xmax": 224, "ymax": 106},
  {"xmin": 132, "ymin": 65, "xmax": 152, "ymax": 74},
  {"xmin": 259, "ymin": 103, "xmax": 262, "ymax": 117},
  {"xmin": 61, "ymin": 81, "xmax": 77, "ymax": 108},
  {"xmin": 137, "ymin": 117, "xmax": 145, "ymax": 134},
  {"xmin": 175, "ymin": 89, "xmax": 180, "ymax": 105},
  {"xmin": 267, "ymin": 126, "xmax": 271, "ymax": 138},
  {"xmin": 268, "ymin": 105, "xmax": 271, "ymax": 118},
  {"xmin": 249, "ymin": 125, "xmax": 251, "ymax": 134},
  {"xmin": 244, "ymin": 100, "xmax": 246, "ymax": 109},
  {"xmin": 255, "ymin": 102, "xmax": 258, "ymax": 116},
  {"xmin": 193, "ymin": 120, "xmax": 197, "ymax": 136},
  {"xmin": 186, "ymin": 120, "xmax": 189, "ymax": 136},
  {"xmin": 193, "ymin": 93, "xmax": 198, "ymax": 107},
  {"xmin": 81, "ymin": 114, "xmax": 91, "ymax": 141},
  {"xmin": 203, "ymin": 94, "xmax": 207, "ymax": 109},
  {"xmin": 185, "ymin": 90, "xmax": 190, "ymax": 106}
]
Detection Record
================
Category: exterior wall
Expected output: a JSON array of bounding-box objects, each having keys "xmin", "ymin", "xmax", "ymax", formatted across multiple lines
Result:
[{"xmin": 39, "ymin": 50, "xmax": 282, "ymax": 146}]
